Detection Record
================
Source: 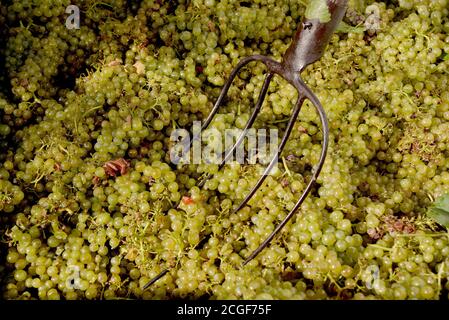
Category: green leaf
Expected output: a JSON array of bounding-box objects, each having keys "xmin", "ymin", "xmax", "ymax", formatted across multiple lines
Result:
[
  {"xmin": 427, "ymin": 193, "xmax": 449, "ymax": 228},
  {"xmin": 305, "ymin": 0, "xmax": 331, "ymax": 23},
  {"xmin": 434, "ymin": 193, "xmax": 449, "ymax": 210}
]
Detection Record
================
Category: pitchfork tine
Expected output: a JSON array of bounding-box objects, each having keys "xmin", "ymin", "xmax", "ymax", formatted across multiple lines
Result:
[
  {"xmin": 218, "ymin": 72, "xmax": 274, "ymax": 169},
  {"xmin": 232, "ymin": 94, "xmax": 305, "ymax": 214},
  {"xmin": 243, "ymin": 77, "xmax": 329, "ymax": 265},
  {"xmin": 198, "ymin": 72, "xmax": 274, "ymax": 188},
  {"xmin": 199, "ymin": 56, "xmax": 260, "ymax": 131}
]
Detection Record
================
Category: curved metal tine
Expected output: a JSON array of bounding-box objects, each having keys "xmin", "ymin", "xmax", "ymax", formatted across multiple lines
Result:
[
  {"xmin": 143, "ymin": 55, "xmax": 276, "ymax": 290},
  {"xmin": 231, "ymin": 95, "xmax": 305, "ymax": 215},
  {"xmin": 197, "ymin": 72, "xmax": 274, "ymax": 188},
  {"xmin": 199, "ymin": 55, "xmax": 270, "ymax": 132},
  {"xmin": 219, "ymin": 73, "xmax": 274, "ymax": 168},
  {"xmin": 142, "ymin": 269, "xmax": 169, "ymax": 290},
  {"xmin": 196, "ymin": 55, "xmax": 279, "ymax": 187},
  {"xmin": 183, "ymin": 55, "xmax": 260, "ymax": 155},
  {"xmin": 243, "ymin": 78, "xmax": 330, "ymax": 265}
]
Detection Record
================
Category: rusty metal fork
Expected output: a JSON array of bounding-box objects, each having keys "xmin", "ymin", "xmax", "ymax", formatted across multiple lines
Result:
[{"xmin": 144, "ymin": 0, "xmax": 348, "ymax": 289}]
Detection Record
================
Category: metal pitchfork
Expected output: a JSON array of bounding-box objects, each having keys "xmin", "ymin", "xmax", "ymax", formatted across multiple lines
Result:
[{"xmin": 144, "ymin": 0, "xmax": 348, "ymax": 289}]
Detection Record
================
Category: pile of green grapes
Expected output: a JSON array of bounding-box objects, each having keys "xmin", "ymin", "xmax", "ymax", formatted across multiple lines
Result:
[{"xmin": 1, "ymin": 0, "xmax": 449, "ymax": 300}]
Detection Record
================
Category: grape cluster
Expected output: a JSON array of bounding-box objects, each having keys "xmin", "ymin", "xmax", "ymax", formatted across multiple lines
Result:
[{"xmin": 1, "ymin": 0, "xmax": 449, "ymax": 300}]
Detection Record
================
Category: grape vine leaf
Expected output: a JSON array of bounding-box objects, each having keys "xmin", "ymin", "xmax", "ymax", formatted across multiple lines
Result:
[
  {"xmin": 305, "ymin": 0, "xmax": 332, "ymax": 23},
  {"xmin": 427, "ymin": 193, "xmax": 449, "ymax": 228}
]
